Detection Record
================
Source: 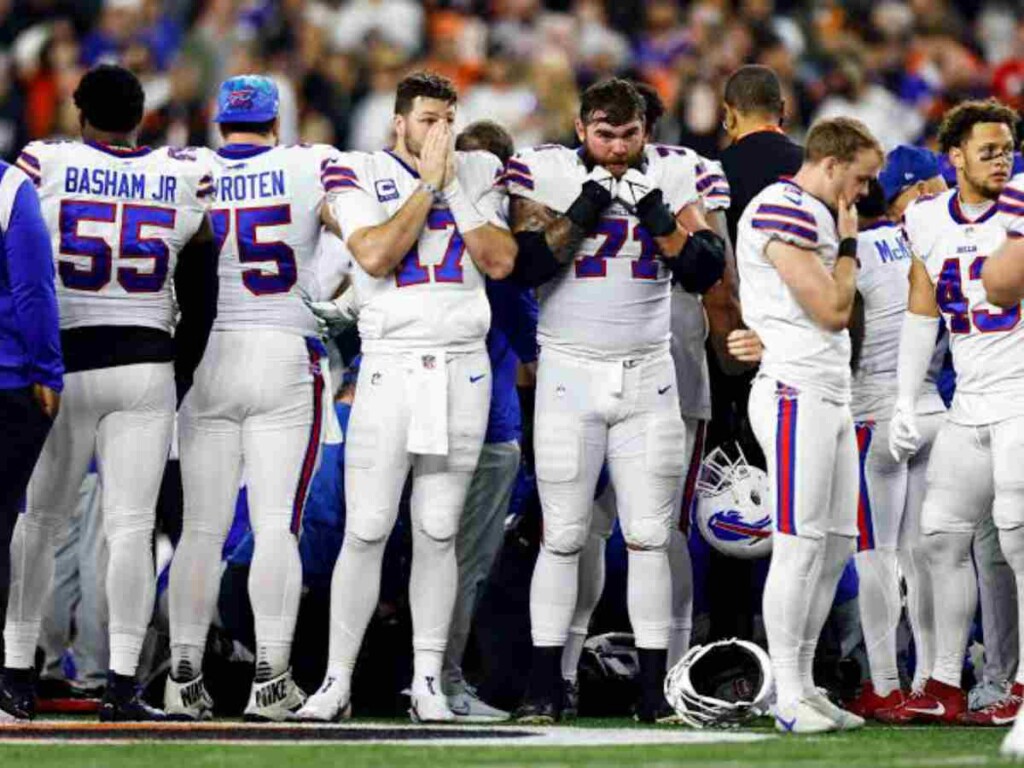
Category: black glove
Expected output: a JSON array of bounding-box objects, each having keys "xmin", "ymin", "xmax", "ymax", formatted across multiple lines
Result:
[{"xmin": 565, "ymin": 166, "xmax": 616, "ymax": 232}]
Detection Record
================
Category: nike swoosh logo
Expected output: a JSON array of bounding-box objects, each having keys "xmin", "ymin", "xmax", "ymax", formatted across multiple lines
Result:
[
  {"xmin": 470, "ymin": 374, "xmax": 486, "ymax": 383},
  {"xmin": 777, "ymin": 715, "xmax": 796, "ymax": 731},
  {"xmin": 658, "ymin": 385, "xmax": 672, "ymax": 395},
  {"xmin": 907, "ymin": 703, "xmax": 946, "ymax": 716},
  {"xmin": 450, "ymin": 702, "xmax": 470, "ymax": 716}
]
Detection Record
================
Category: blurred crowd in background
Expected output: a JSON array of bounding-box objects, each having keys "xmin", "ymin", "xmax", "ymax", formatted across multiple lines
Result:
[{"xmin": 1, "ymin": 0, "xmax": 1023, "ymax": 164}]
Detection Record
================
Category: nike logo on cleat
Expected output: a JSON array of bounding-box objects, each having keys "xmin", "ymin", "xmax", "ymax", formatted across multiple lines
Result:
[
  {"xmin": 907, "ymin": 704, "xmax": 945, "ymax": 716},
  {"xmin": 180, "ymin": 679, "xmax": 205, "ymax": 708},
  {"xmin": 658, "ymin": 385, "xmax": 672, "ymax": 395},
  {"xmin": 777, "ymin": 715, "xmax": 796, "ymax": 732},
  {"xmin": 255, "ymin": 679, "xmax": 289, "ymax": 709},
  {"xmin": 470, "ymin": 374, "xmax": 485, "ymax": 383}
]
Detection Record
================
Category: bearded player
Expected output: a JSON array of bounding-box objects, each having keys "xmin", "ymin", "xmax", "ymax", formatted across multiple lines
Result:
[
  {"xmin": 296, "ymin": 71, "xmax": 516, "ymax": 723},
  {"xmin": 504, "ymin": 77, "xmax": 726, "ymax": 723}
]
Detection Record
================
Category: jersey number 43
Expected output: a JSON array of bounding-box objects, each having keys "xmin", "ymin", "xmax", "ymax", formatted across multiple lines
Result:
[{"xmin": 937, "ymin": 256, "xmax": 1020, "ymax": 333}]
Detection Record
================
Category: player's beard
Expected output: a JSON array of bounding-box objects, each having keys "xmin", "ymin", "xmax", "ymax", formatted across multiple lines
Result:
[
  {"xmin": 963, "ymin": 159, "xmax": 1009, "ymax": 201},
  {"xmin": 580, "ymin": 142, "xmax": 646, "ymax": 176}
]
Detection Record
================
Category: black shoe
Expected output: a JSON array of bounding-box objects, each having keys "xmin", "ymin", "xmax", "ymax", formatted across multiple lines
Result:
[
  {"xmin": 99, "ymin": 673, "xmax": 166, "ymax": 722},
  {"xmin": 561, "ymin": 678, "xmax": 578, "ymax": 722},
  {"xmin": 514, "ymin": 696, "xmax": 560, "ymax": 724},
  {"xmin": 0, "ymin": 667, "xmax": 35, "ymax": 720},
  {"xmin": 36, "ymin": 677, "xmax": 74, "ymax": 700},
  {"xmin": 635, "ymin": 648, "xmax": 669, "ymax": 724},
  {"xmin": 634, "ymin": 697, "xmax": 675, "ymax": 724}
]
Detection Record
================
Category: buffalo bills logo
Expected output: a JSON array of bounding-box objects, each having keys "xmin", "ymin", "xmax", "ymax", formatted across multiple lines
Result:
[
  {"xmin": 227, "ymin": 88, "xmax": 256, "ymax": 109},
  {"xmin": 708, "ymin": 510, "xmax": 771, "ymax": 543}
]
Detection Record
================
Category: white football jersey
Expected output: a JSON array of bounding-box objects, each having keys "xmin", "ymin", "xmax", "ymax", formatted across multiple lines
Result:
[
  {"xmin": 851, "ymin": 220, "xmax": 945, "ymax": 421},
  {"xmin": 648, "ymin": 144, "xmax": 730, "ymax": 420},
  {"xmin": 199, "ymin": 143, "xmax": 342, "ymax": 335},
  {"xmin": 329, "ymin": 149, "xmax": 506, "ymax": 353},
  {"xmin": 737, "ymin": 179, "xmax": 850, "ymax": 402},
  {"xmin": 16, "ymin": 140, "xmax": 212, "ymax": 331},
  {"xmin": 905, "ymin": 189, "xmax": 1024, "ymax": 426},
  {"xmin": 505, "ymin": 145, "xmax": 698, "ymax": 359}
]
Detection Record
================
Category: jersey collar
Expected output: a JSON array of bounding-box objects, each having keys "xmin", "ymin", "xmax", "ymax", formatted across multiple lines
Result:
[
  {"xmin": 85, "ymin": 140, "xmax": 153, "ymax": 159},
  {"xmin": 218, "ymin": 143, "xmax": 274, "ymax": 159},
  {"xmin": 949, "ymin": 193, "xmax": 996, "ymax": 225},
  {"xmin": 860, "ymin": 219, "xmax": 896, "ymax": 232},
  {"xmin": 385, "ymin": 149, "xmax": 420, "ymax": 179}
]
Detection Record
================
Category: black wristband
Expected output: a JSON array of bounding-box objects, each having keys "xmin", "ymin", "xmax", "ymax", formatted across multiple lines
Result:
[
  {"xmin": 565, "ymin": 179, "xmax": 612, "ymax": 233},
  {"xmin": 838, "ymin": 237, "xmax": 858, "ymax": 260},
  {"xmin": 635, "ymin": 189, "xmax": 677, "ymax": 237}
]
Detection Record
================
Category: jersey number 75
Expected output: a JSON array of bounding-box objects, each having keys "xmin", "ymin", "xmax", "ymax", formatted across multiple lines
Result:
[{"xmin": 211, "ymin": 205, "xmax": 297, "ymax": 295}]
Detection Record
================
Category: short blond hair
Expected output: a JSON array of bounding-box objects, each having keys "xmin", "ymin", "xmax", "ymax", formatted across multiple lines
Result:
[{"xmin": 805, "ymin": 117, "xmax": 883, "ymax": 164}]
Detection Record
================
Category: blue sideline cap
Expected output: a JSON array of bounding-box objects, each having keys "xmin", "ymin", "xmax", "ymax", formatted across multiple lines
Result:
[
  {"xmin": 214, "ymin": 75, "xmax": 279, "ymax": 124},
  {"xmin": 878, "ymin": 146, "xmax": 940, "ymax": 203}
]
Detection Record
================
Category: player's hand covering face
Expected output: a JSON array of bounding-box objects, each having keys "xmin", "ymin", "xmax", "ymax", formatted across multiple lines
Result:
[
  {"xmin": 830, "ymin": 148, "xmax": 883, "ymax": 212},
  {"xmin": 400, "ymin": 96, "xmax": 456, "ymax": 160},
  {"xmin": 578, "ymin": 113, "xmax": 645, "ymax": 179}
]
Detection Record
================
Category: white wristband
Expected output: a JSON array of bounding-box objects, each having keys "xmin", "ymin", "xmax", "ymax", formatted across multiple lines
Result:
[{"xmin": 443, "ymin": 180, "xmax": 487, "ymax": 234}]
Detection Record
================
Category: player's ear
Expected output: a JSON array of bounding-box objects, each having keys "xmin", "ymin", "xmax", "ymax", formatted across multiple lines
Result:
[
  {"xmin": 949, "ymin": 146, "xmax": 964, "ymax": 171},
  {"xmin": 574, "ymin": 117, "xmax": 586, "ymax": 145},
  {"xmin": 393, "ymin": 112, "xmax": 405, "ymax": 142},
  {"xmin": 271, "ymin": 117, "xmax": 280, "ymax": 145}
]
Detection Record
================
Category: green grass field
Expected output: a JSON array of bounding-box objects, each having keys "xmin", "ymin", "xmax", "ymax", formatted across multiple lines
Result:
[{"xmin": 0, "ymin": 719, "xmax": 1016, "ymax": 768}]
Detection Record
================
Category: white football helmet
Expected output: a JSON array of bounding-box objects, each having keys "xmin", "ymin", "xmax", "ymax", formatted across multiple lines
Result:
[
  {"xmin": 664, "ymin": 639, "xmax": 774, "ymax": 728},
  {"xmin": 694, "ymin": 443, "xmax": 772, "ymax": 559}
]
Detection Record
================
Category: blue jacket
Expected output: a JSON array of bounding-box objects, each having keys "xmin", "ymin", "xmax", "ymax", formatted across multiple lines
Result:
[
  {"xmin": 485, "ymin": 279, "xmax": 538, "ymax": 444},
  {"xmin": 0, "ymin": 162, "xmax": 62, "ymax": 391}
]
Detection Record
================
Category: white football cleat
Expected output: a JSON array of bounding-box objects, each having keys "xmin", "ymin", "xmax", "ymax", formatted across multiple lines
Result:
[
  {"xmin": 1002, "ymin": 711, "xmax": 1024, "ymax": 760},
  {"xmin": 243, "ymin": 669, "xmax": 307, "ymax": 722},
  {"xmin": 808, "ymin": 689, "xmax": 865, "ymax": 731},
  {"xmin": 409, "ymin": 691, "xmax": 456, "ymax": 723},
  {"xmin": 295, "ymin": 676, "xmax": 352, "ymax": 722},
  {"xmin": 164, "ymin": 673, "xmax": 214, "ymax": 721},
  {"xmin": 774, "ymin": 697, "xmax": 840, "ymax": 734},
  {"xmin": 446, "ymin": 681, "xmax": 509, "ymax": 723}
]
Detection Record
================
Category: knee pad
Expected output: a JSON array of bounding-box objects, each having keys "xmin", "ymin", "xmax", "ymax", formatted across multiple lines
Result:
[
  {"xmin": 345, "ymin": 505, "xmax": 394, "ymax": 545},
  {"xmin": 418, "ymin": 505, "xmax": 459, "ymax": 543},
  {"xmin": 622, "ymin": 517, "xmax": 670, "ymax": 551},
  {"xmin": 104, "ymin": 508, "xmax": 154, "ymax": 543},
  {"xmin": 994, "ymin": 486, "xmax": 1024, "ymax": 532},
  {"xmin": 925, "ymin": 530, "xmax": 973, "ymax": 569},
  {"xmin": 543, "ymin": 523, "xmax": 588, "ymax": 556},
  {"xmin": 645, "ymin": 414, "xmax": 688, "ymax": 479},
  {"xmin": 20, "ymin": 507, "xmax": 66, "ymax": 540}
]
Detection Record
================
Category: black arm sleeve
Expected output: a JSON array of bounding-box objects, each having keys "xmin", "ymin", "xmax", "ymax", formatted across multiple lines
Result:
[
  {"xmin": 509, "ymin": 230, "xmax": 564, "ymax": 288},
  {"xmin": 173, "ymin": 218, "xmax": 218, "ymax": 405},
  {"xmin": 665, "ymin": 228, "xmax": 726, "ymax": 294}
]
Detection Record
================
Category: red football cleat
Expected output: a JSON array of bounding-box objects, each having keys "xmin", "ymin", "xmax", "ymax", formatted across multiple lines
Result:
[
  {"xmin": 876, "ymin": 678, "xmax": 966, "ymax": 725},
  {"xmin": 846, "ymin": 682, "xmax": 905, "ymax": 719},
  {"xmin": 958, "ymin": 683, "xmax": 1024, "ymax": 726}
]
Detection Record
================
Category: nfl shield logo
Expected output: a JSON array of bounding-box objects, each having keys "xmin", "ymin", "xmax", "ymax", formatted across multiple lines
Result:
[{"xmin": 422, "ymin": 354, "xmax": 436, "ymax": 370}]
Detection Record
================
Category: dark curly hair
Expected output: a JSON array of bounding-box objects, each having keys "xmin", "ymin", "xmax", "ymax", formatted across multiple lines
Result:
[
  {"xmin": 73, "ymin": 64, "xmax": 145, "ymax": 134},
  {"xmin": 937, "ymin": 99, "xmax": 1018, "ymax": 154},
  {"xmin": 579, "ymin": 78, "xmax": 645, "ymax": 127},
  {"xmin": 394, "ymin": 71, "xmax": 458, "ymax": 116}
]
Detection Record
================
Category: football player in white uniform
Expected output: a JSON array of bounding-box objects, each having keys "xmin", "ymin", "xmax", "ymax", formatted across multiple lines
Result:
[
  {"xmin": 164, "ymin": 75, "xmax": 344, "ymax": 721},
  {"xmin": 841, "ymin": 158, "xmax": 947, "ymax": 720},
  {"xmin": 878, "ymin": 100, "xmax": 1024, "ymax": 726},
  {"xmin": 738, "ymin": 117, "xmax": 883, "ymax": 734},
  {"xmin": 297, "ymin": 72, "xmax": 516, "ymax": 723},
  {"xmin": 505, "ymin": 78, "xmax": 727, "ymax": 723},
  {"xmin": 559, "ymin": 85, "xmax": 743, "ymax": 710},
  {"xmin": 0, "ymin": 65, "xmax": 218, "ymax": 721}
]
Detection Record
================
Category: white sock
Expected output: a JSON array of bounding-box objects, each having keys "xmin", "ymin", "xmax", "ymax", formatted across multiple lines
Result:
[
  {"xmin": 799, "ymin": 533, "xmax": 854, "ymax": 697},
  {"xmin": 4, "ymin": 513, "xmax": 59, "ymax": 669},
  {"xmin": 899, "ymin": 541, "xmax": 935, "ymax": 691},
  {"xmin": 249, "ymin": 522, "xmax": 302, "ymax": 682},
  {"xmin": 409, "ymin": 527, "xmax": 457, "ymax": 695},
  {"xmin": 530, "ymin": 546, "xmax": 580, "ymax": 646},
  {"xmin": 762, "ymin": 534, "xmax": 823, "ymax": 708},
  {"xmin": 326, "ymin": 535, "xmax": 385, "ymax": 691},
  {"xmin": 168, "ymin": 526, "xmax": 225, "ymax": 680},
  {"xmin": 105, "ymin": 511, "xmax": 156, "ymax": 677},
  {"xmin": 667, "ymin": 528, "xmax": 693, "ymax": 668},
  {"xmin": 561, "ymin": 533, "xmax": 605, "ymax": 679},
  {"xmin": 628, "ymin": 548, "xmax": 671, "ymax": 649},
  {"xmin": 927, "ymin": 530, "xmax": 976, "ymax": 688},
  {"xmin": 996, "ymin": 527, "xmax": 1024, "ymax": 688},
  {"xmin": 855, "ymin": 548, "xmax": 901, "ymax": 696}
]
